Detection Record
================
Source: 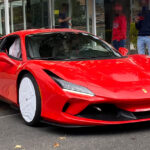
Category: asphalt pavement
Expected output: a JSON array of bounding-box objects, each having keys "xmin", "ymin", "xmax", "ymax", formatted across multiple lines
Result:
[{"xmin": 1, "ymin": 101, "xmax": 150, "ymax": 150}]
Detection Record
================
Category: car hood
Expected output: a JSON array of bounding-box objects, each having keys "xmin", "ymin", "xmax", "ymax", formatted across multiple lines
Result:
[{"xmin": 36, "ymin": 55, "xmax": 150, "ymax": 99}]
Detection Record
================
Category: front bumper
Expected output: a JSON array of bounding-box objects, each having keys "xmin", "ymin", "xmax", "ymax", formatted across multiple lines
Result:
[{"xmin": 42, "ymin": 91, "xmax": 150, "ymax": 126}]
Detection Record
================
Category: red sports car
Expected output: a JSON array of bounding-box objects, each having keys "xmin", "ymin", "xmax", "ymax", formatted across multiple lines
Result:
[{"xmin": 1, "ymin": 29, "xmax": 150, "ymax": 127}]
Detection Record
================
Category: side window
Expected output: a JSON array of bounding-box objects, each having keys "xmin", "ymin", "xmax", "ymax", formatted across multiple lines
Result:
[
  {"xmin": 0, "ymin": 39, "xmax": 2, "ymax": 46},
  {"xmin": 0, "ymin": 36, "xmax": 22, "ymax": 59},
  {"xmin": 0, "ymin": 38, "xmax": 5, "ymax": 51}
]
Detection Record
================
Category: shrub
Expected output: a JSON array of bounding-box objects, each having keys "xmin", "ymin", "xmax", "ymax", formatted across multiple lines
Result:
[{"xmin": 130, "ymin": 23, "xmax": 138, "ymax": 49}]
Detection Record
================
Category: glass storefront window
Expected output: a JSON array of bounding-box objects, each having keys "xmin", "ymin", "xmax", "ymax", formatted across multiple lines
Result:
[
  {"xmin": 53, "ymin": 0, "xmax": 69, "ymax": 28},
  {"xmin": 8, "ymin": 0, "xmax": 49, "ymax": 32},
  {"xmin": 26, "ymin": 0, "xmax": 49, "ymax": 29},
  {"xmin": 9, "ymin": 0, "xmax": 24, "ymax": 32},
  {"xmin": 71, "ymin": 0, "xmax": 87, "ymax": 31},
  {"xmin": 96, "ymin": 0, "xmax": 105, "ymax": 39},
  {"xmin": 54, "ymin": 0, "xmax": 90, "ymax": 31}
]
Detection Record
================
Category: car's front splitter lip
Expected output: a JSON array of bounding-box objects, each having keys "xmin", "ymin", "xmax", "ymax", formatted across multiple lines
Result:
[
  {"xmin": 43, "ymin": 112, "xmax": 150, "ymax": 127},
  {"xmin": 41, "ymin": 119, "xmax": 96, "ymax": 128}
]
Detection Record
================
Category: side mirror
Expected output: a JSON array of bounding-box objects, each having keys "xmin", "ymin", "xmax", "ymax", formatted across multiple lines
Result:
[
  {"xmin": 118, "ymin": 47, "xmax": 129, "ymax": 56},
  {"xmin": 0, "ymin": 52, "xmax": 16, "ymax": 65}
]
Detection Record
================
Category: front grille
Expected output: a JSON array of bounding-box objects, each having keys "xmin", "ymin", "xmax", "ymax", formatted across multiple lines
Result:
[{"xmin": 77, "ymin": 104, "xmax": 150, "ymax": 121}]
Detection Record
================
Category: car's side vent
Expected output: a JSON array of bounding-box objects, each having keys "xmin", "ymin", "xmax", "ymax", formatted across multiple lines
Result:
[
  {"xmin": 63, "ymin": 103, "xmax": 70, "ymax": 112},
  {"xmin": 44, "ymin": 69, "xmax": 59, "ymax": 78},
  {"xmin": 43, "ymin": 69, "xmax": 63, "ymax": 87}
]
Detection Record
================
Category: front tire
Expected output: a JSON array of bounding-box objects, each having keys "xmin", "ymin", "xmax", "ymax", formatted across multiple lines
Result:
[{"xmin": 19, "ymin": 73, "xmax": 41, "ymax": 126}]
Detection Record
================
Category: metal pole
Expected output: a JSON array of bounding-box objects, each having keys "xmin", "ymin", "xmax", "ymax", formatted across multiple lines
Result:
[
  {"xmin": 4, "ymin": 0, "xmax": 10, "ymax": 34},
  {"xmin": 68, "ymin": 0, "xmax": 72, "ymax": 29},
  {"xmin": 22, "ymin": 0, "xmax": 27, "ymax": 30},
  {"xmin": 41, "ymin": 0, "xmax": 44, "ymax": 27},
  {"xmin": 10, "ymin": 2, "xmax": 14, "ymax": 32},
  {"xmin": 52, "ymin": 0, "xmax": 55, "ymax": 28},
  {"xmin": 130, "ymin": 0, "xmax": 133, "ymax": 22},
  {"xmin": 92, "ymin": 0, "xmax": 96, "ymax": 35},
  {"xmin": 0, "ymin": 7, "xmax": 2, "ymax": 34},
  {"xmin": 48, "ymin": 0, "xmax": 52, "ymax": 28},
  {"xmin": 86, "ymin": 0, "xmax": 90, "ymax": 32}
]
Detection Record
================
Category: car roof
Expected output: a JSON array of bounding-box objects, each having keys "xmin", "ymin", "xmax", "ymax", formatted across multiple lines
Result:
[{"xmin": 1, "ymin": 28, "xmax": 88, "ymax": 38}]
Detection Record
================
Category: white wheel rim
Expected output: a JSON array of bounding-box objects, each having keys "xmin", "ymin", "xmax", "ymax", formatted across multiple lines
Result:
[{"xmin": 19, "ymin": 77, "xmax": 36, "ymax": 123}]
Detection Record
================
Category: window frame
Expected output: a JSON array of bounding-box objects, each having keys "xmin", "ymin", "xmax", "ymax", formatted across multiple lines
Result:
[{"xmin": 0, "ymin": 35, "xmax": 22, "ymax": 61}]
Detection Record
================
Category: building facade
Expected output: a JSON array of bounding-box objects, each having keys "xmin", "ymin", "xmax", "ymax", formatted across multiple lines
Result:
[{"xmin": 0, "ymin": 0, "xmax": 147, "ymax": 50}]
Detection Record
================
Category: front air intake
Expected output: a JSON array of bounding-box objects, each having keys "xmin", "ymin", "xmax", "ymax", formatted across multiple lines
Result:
[{"xmin": 76, "ymin": 104, "xmax": 150, "ymax": 121}]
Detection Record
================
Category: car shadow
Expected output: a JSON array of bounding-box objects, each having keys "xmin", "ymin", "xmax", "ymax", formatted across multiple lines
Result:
[
  {"xmin": 46, "ymin": 121, "xmax": 150, "ymax": 136},
  {"xmin": 0, "ymin": 101, "xmax": 19, "ymax": 116}
]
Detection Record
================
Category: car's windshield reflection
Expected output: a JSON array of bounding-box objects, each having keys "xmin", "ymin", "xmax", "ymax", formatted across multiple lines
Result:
[{"xmin": 26, "ymin": 32, "xmax": 121, "ymax": 61}]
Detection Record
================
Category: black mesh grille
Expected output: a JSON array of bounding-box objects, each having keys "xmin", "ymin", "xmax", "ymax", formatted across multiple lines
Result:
[{"xmin": 77, "ymin": 104, "xmax": 150, "ymax": 121}]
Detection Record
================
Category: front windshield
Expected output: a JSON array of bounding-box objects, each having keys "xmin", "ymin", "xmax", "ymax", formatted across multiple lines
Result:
[{"xmin": 25, "ymin": 32, "xmax": 121, "ymax": 60}]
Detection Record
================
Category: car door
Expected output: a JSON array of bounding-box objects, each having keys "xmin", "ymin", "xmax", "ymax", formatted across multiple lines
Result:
[{"xmin": 0, "ymin": 35, "xmax": 22, "ymax": 104}]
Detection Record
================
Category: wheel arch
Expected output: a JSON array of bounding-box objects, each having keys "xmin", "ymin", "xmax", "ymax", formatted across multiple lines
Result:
[
  {"xmin": 17, "ymin": 71, "xmax": 42, "ymax": 126},
  {"xmin": 17, "ymin": 70, "xmax": 31, "ymax": 104}
]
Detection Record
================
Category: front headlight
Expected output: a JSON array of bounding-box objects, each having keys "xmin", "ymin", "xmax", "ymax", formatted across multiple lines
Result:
[{"xmin": 53, "ymin": 77, "xmax": 94, "ymax": 96}]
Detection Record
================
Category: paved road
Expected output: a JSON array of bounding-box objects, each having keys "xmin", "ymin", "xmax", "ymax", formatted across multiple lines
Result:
[{"xmin": 1, "ymin": 101, "xmax": 150, "ymax": 150}]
